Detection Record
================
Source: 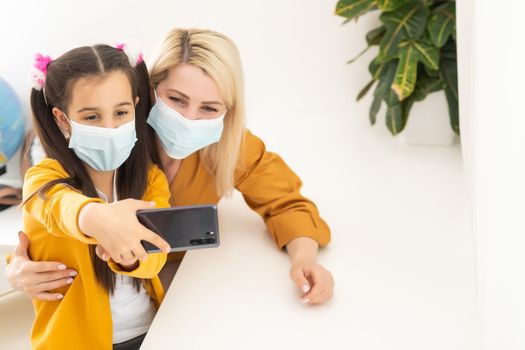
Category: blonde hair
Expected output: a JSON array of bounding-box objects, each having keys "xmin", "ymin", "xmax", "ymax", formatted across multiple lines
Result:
[{"xmin": 149, "ymin": 28, "xmax": 246, "ymax": 197}]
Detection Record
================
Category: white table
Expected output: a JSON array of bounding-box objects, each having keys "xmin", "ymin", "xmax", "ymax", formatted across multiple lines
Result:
[
  {"xmin": 141, "ymin": 115, "xmax": 480, "ymax": 350},
  {"xmin": 0, "ymin": 205, "xmax": 23, "ymax": 247},
  {"xmin": 0, "ymin": 204, "xmax": 23, "ymax": 295}
]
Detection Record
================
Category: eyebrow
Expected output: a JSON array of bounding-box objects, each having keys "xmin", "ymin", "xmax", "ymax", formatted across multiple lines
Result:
[
  {"xmin": 167, "ymin": 88, "xmax": 223, "ymax": 106},
  {"xmin": 76, "ymin": 102, "xmax": 132, "ymax": 113}
]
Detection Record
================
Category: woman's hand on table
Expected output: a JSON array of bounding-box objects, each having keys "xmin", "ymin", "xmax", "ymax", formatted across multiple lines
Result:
[{"xmin": 286, "ymin": 237, "xmax": 334, "ymax": 305}]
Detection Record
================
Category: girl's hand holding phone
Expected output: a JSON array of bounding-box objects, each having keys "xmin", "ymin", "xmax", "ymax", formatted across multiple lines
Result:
[{"xmin": 78, "ymin": 199, "xmax": 171, "ymax": 266}]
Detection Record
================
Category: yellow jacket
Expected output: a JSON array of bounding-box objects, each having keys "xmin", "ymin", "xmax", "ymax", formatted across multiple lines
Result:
[
  {"xmin": 22, "ymin": 158, "xmax": 170, "ymax": 350},
  {"xmin": 170, "ymin": 129, "xmax": 331, "ymax": 249}
]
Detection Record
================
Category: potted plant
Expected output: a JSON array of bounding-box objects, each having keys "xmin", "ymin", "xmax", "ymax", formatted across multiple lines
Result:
[{"xmin": 335, "ymin": 0, "xmax": 459, "ymax": 143}]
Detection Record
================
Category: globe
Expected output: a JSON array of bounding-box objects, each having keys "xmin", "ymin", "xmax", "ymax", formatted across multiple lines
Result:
[{"xmin": 0, "ymin": 77, "xmax": 25, "ymax": 170}]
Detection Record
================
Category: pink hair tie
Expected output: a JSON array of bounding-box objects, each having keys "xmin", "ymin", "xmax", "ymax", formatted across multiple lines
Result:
[
  {"xmin": 31, "ymin": 53, "xmax": 53, "ymax": 90},
  {"xmin": 116, "ymin": 43, "xmax": 143, "ymax": 67}
]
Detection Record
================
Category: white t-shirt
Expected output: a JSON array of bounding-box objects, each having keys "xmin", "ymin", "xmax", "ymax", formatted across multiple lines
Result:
[
  {"xmin": 96, "ymin": 176, "xmax": 158, "ymax": 344},
  {"xmin": 110, "ymin": 275, "xmax": 157, "ymax": 344}
]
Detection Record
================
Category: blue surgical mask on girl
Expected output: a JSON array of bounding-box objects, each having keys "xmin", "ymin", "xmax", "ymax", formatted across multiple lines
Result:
[
  {"xmin": 65, "ymin": 115, "xmax": 137, "ymax": 171},
  {"xmin": 147, "ymin": 92, "xmax": 226, "ymax": 159}
]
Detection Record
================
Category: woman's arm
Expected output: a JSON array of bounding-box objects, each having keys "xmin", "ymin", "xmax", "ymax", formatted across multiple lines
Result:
[
  {"xmin": 235, "ymin": 130, "xmax": 334, "ymax": 304},
  {"xmin": 286, "ymin": 237, "xmax": 334, "ymax": 305},
  {"xmin": 5, "ymin": 232, "xmax": 77, "ymax": 301}
]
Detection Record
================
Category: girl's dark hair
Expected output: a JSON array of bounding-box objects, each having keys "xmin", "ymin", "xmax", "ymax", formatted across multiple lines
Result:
[{"xmin": 28, "ymin": 44, "xmax": 155, "ymax": 294}]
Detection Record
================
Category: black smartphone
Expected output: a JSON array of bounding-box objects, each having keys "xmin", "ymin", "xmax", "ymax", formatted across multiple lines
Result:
[{"xmin": 137, "ymin": 204, "xmax": 220, "ymax": 253}]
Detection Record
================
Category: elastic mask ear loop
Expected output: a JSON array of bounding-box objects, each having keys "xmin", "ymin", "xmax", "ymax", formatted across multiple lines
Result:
[
  {"xmin": 113, "ymin": 168, "xmax": 118, "ymax": 202},
  {"xmin": 153, "ymin": 89, "xmax": 160, "ymax": 104},
  {"xmin": 61, "ymin": 113, "xmax": 72, "ymax": 140}
]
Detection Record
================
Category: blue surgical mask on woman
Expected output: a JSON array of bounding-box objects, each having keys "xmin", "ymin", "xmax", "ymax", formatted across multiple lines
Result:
[
  {"xmin": 147, "ymin": 93, "xmax": 225, "ymax": 159},
  {"xmin": 65, "ymin": 115, "xmax": 137, "ymax": 171}
]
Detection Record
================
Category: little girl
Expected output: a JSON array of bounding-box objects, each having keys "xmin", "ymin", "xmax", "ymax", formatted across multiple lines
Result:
[{"xmin": 23, "ymin": 44, "xmax": 171, "ymax": 350}]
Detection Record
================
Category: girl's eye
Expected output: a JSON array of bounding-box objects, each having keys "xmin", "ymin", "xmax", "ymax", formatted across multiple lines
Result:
[
  {"xmin": 202, "ymin": 106, "xmax": 218, "ymax": 113},
  {"xmin": 116, "ymin": 110, "xmax": 128, "ymax": 117},
  {"xmin": 84, "ymin": 114, "xmax": 98, "ymax": 121}
]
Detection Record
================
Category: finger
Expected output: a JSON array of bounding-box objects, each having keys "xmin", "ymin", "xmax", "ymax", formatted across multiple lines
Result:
[
  {"xmin": 15, "ymin": 231, "xmax": 30, "ymax": 258},
  {"xmin": 129, "ymin": 199, "xmax": 156, "ymax": 211},
  {"xmin": 22, "ymin": 260, "xmax": 69, "ymax": 274},
  {"xmin": 95, "ymin": 245, "xmax": 110, "ymax": 261},
  {"xmin": 131, "ymin": 243, "xmax": 148, "ymax": 262},
  {"xmin": 141, "ymin": 229, "xmax": 170, "ymax": 253},
  {"xmin": 302, "ymin": 268, "xmax": 329, "ymax": 303},
  {"xmin": 36, "ymin": 269, "xmax": 77, "ymax": 282},
  {"xmin": 35, "ymin": 292, "xmax": 64, "ymax": 301},
  {"xmin": 290, "ymin": 267, "xmax": 311, "ymax": 295},
  {"xmin": 104, "ymin": 244, "xmax": 127, "ymax": 264},
  {"xmin": 307, "ymin": 280, "xmax": 333, "ymax": 305},
  {"xmin": 308, "ymin": 286, "xmax": 334, "ymax": 305},
  {"xmin": 108, "ymin": 250, "xmax": 123, "ymax": 264},
  {"xmin": 35, "ymin": 277, "xmax": 75, "ymax": 293},
  {"xmin": 119, "ymin": 249, "xmax": 137, "ymax": 266}
]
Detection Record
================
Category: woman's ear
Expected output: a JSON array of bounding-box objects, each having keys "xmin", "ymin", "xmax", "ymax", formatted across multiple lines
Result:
[
  {"xmin": 52, "ymin": 107, "xmax": 71, "ymax": 139},
  {"xmin": 135, "ymin": 96, "xmax": 140, "ymax": 106}
]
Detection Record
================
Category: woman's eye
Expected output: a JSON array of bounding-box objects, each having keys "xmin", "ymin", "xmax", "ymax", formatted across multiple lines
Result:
[
  {"xmin": 168, "ymin": 96, "xmax": 185, "ymax": 104},
  {"xmin": 116, "ymin": 110, "xmax": 128, "ymax": 117},
  {"xmin": 202, "ymin": 106, "xmax": 218, "ymax": 113}
]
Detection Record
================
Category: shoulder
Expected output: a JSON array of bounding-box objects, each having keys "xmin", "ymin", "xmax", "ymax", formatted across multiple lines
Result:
[
  {"xmin": 238, "ymin": 129, "xmax": 267, "ymax": 165},
  {"xmin": 234, "ymin": 129, "xmax": 279, "ymax": 184},
  {"xmin": 22, "ymin": 158, "xmax": 72, "ymax": 199},
  {"xmin": 24, "ymin": 157, "xmax": 69, "ymax": 186},
  {"xmin": 144, "ymin": 164, "xmax": 171, "ymax": 207},
  {"xmin": 146, "ymin": 164, "xmax": 168, "ymax": 187}
]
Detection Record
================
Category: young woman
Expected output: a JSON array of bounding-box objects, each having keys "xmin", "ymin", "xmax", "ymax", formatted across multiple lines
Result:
[
  {"xmin": 7, "ymin": 28, "xmax": 335, "ymax": 307},
  {"xmin": 23, "ymin": 44, "xmax": 171, "ymax": 349}
]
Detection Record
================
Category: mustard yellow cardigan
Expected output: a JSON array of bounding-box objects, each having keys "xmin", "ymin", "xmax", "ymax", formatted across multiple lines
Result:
[
  {"xmin": 170, "ymin": 129, "xmax": 331, "ymax": 249},
  {"xmin": 23, "ymin": 158, "xmax": 170, "ymax": 350}
]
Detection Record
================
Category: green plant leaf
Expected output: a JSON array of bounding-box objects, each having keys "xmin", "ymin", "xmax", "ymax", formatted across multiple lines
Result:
[
  {"xmin": 391, "ymin": 43, "xmax": 418, "ymax": 101},
  {"xmin": 377, "ymin": 0, "xmax": 411, "ymax": 12},
  {"xmin": 385, "ymin": 96, "xmax": 414, "ymax": 135},
  {"xmin": 412, "ymin": 66, "xmax": 443, "ymax": 101},
  {"xmin": 369, "ymin": 57, "xmax": 384, "ymax": 79},
  {"xmin": 390, "ymin": 39, "xmax": 439, "ymax": 101},
  {"xmin": 379, "ymin": 0, "xmax": 429, "ymax": 58},
  {"xmin": 411, "ymin": 40, "xmax": 439, "ymax": 70},
  {"xmin": 441, "ymin": 37, "xmax": 457, "ymax": 60},
  {"xmin": 427, "ymin": 2, "xmax": 455, "ymax": 48},
  {"xmin": 424, "ymin": 63, "xmax": 440, "ymax": 77},
  {"xmin": 335, "ymin": 0, "xmax": 377, "ymax": 21},
  {"xmin": 366, "ymin": 25, "xmax": 387, "ymax": 45},
  {"xmin": 401, "ymin": 95, "xmax": 415, "ymax": 132},
  {"xmin": 347, "ymin": 46, "xmax": 372, "ymax": 64},
  {"xmin": 377, "ymin": 60, "xmax": 400, "ymax": 106},
  {"xmin": 385, "ymin": 104, "xmax": 403, "ymax": 134},
  {"xmin": 369, "ymin": 92, "xmax": 382, "ymax": 125},
  {"xmin": 440, "ymin": 55, "xmax": 459, "ymax": 134},
  {"xmin": 347, "ymin": 26, "xmax": 387, "ymax": 64},
  {"xmin": 357, "ymin": 79, "xmax": 377, "ymax": 101}
]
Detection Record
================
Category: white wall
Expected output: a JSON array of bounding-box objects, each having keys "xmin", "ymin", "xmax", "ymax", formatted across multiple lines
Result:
[
  {"xmin": 0, "ymin": 0, "xmax": 388, "ymax": 181},
  {"xmin": 457, "ymin": 1, "xmax": 525, "ymax": 348}
]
